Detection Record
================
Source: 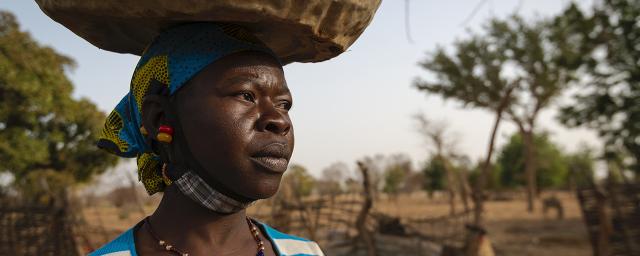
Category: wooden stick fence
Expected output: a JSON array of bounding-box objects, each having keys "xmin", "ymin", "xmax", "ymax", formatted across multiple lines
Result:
[
  {"xmin": 577, "ymin": 183, "xmax": 640, "ymax": 256},
  {"xmin": 0, "ymin": 197, "xmax": 78, "ymax": 255}
]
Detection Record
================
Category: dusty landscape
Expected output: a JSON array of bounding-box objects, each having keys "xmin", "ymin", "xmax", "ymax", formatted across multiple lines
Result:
[
  {"xmin": 371, "ymin": 191, "xmax": 590, "ymax": 256},
  {"xmin": 82, "ymin": 191, "xmax": 591, "ymax": 256}
]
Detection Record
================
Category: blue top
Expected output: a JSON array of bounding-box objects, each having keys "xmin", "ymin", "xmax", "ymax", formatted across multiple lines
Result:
[{"xmin": 89, "ymin": 221, "xmax": 324, "ymax": 256}]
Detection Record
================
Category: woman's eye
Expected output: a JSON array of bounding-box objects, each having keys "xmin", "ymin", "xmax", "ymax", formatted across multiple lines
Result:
[
  {"xmin": 278, "ymin": 101, "xmax": 292, "ymax": 110},
  {"xmin": 238, "ymin": 92, "xmax": 255, "ymax": 103}
]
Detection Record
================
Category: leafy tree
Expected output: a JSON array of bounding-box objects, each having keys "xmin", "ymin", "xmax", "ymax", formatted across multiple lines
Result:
[
  {"xmin": 565, "ymin": 147, "xmax": 596, "ymax": 188},
  {"xmin": 555, "ymin": 1, "xmax": 640, "ymax": 178},
  {"xmin": 382, "ymin": 165, "xmax": 405, "ymax": 195},
  {"xmin": 602, "ymin": 146, "xmax": 633, "ymax": 184},
  {"xmin": 414, "ymin": 114, "xmax": 471, "ymax": 214},
  {"xmin": 381, "ymin": 153, "xmax": 412, "ymax": 195},
  {"xmin": 0, "ymin": 11, "xmax": 117, "ymax": 200},
  {"xmin": 468, "ymin": 161, "xmax": 502, "ymax": 191},
  {"xmin": 283, "ymin": 164, "xmax": 315, "ymax": 197},
  {"xmin": 415, "ymin": 14, "xmax": 581, "ymax": 213},
  {"xmin": 496, "ymin": 133, "xmax": 569, "ymax": 190},
  {"xmin": 421, "ymin": 155, "xmax": 446, "ymax": 197}
]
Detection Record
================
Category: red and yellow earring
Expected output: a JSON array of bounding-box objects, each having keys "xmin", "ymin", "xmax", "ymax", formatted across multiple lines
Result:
[
  {"xmin": 156, "ymin": 125, "xmax": 174, "ymax": 143},
  {"xmin": 140, "ymin": 126, "xmax": 149, "ymax": 136}
]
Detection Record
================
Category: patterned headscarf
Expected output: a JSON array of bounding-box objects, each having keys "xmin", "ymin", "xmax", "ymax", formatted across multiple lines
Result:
[{"xmin": 97, "ymin": 23, "xmax": 275, "ymax": 195}]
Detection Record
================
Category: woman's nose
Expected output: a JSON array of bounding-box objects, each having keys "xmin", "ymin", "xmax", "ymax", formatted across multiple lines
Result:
[{"xmin": 256, "ymin": 102, "xmax": 291, "ymax": 136}]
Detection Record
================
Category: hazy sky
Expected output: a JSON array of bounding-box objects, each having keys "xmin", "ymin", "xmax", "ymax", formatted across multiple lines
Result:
[{"xmin": 2, "ymin": 0, "xmax": 599, "ymax": 181}]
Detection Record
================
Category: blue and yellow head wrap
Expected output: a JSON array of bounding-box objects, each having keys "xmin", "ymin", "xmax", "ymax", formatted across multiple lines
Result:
[{"xmin": 97, "ymin": 23, "xmax": 276, "ymax": 195}]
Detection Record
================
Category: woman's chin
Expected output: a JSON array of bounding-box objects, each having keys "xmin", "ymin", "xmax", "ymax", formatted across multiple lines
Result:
[{"xmin": 239, "ymin": 177, "xmax": 282, "ymax": 200}]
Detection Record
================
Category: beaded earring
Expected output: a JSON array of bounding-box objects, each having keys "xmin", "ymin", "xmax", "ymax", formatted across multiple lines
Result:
[
  {"xmin": 156, "ymin": 125, "xmax": 174, "ymax": 143},
  {"xmin": 140, "ymin": 126, "xmax": 149, "ymax": 136}
]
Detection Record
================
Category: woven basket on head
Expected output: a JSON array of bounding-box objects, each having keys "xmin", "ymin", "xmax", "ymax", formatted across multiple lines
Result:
[{"xmin": 35, "ymin": 0, "xmax": 382, "ymax": 64}]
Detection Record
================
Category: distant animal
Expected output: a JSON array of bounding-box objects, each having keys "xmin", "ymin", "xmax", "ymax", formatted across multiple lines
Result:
[{"xmin": 542, "ymin": 196, "xmax": 564, "ymax": 220}]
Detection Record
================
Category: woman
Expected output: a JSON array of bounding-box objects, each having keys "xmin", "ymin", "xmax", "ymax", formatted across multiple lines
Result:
[{"xmin": 91, "ymin": 23, "xmax": 323, "ymax": 256}]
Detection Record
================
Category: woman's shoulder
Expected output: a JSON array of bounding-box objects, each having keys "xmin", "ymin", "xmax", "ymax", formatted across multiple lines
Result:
[
  {"xmin": 256, "ymin": 221, "xmax": 325, "ymax": 256},
  {"xmin": 89, "ymin": 228, "xmax": 137, "ymax": 256}
]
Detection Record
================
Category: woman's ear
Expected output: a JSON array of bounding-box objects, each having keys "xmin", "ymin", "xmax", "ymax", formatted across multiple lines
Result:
[{"xmin": 141, "ymin": 94, "xmax": 169, "ymax": 140}]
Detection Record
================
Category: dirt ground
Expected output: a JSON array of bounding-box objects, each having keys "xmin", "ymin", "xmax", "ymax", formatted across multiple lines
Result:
[
  {"xmin": 482, "ymin": 194, "xmax": 590, "ymax": 256},
  {"xmin": 83, "ymin": 191, "xmax": 592, "ymax": 256},
  {"xmin": 374, "ymin": 191, "xmax": 591, "ymax": 256}
]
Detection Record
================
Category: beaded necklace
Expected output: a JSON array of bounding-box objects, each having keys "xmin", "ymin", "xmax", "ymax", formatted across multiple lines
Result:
[{"xmin": 143, "ymin": 217, "xmax": 266, "ymax": 256}]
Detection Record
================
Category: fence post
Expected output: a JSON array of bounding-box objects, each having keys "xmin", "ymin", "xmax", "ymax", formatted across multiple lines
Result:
[{"xmin": 356, "ymin": 161, "xmax": 376, "ymax": 256}]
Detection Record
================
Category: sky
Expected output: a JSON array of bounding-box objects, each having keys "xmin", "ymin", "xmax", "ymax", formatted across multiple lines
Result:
[{"xmin": 1, "ymin": 0, "xmax": 600, "ymax": 183}]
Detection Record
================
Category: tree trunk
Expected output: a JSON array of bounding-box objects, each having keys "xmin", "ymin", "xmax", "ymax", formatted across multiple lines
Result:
[
  {"xmin": 474, "ymin": 109, "xmax": 504, "ymax": 226},
  {"xmin": 442, "ymin": 156, "xmax": 457, "ymax": 215},
  {"xmin": 356, "ymin": 161, "xmax": 376, "ymax": 256},
  {"xmin": 456, "ymin": 169, "xmax": 471, "ymax": 212},
  {"xmin": 473, "ymin": 83, "xmax": 513, "ymax": 226},
  {"xmin": 522, "ymin": 130, "xmax": 537, "ymax": 213}
]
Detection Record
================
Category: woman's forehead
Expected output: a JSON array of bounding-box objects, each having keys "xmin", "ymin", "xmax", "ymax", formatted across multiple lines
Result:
[
  {"xmin": 196, "ymin": 52, "xmax": 286, "ymax": 86},
  {"xmin": 211, "ymin": 51, "xmax": 284, "ymax": 71}
]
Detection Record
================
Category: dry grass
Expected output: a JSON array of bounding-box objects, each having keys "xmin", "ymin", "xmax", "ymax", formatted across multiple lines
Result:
[
  {"xmin": 82, "ymin": 191, "xmax": 591, "ymax": 255},
  {"xmin": 373, "ymin": 191, "xmax": 590, "ymax": 256},
  {"xmin": 482, "ymin": 193, "xmax": 590, "ymax": 256}
]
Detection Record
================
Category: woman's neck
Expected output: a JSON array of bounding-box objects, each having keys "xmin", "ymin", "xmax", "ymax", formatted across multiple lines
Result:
[{"xmin": 140, "ymin": 185, "xmax": 255, "ymax": 255}]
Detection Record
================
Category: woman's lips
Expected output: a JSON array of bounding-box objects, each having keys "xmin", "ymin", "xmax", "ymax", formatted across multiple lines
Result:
[
  {"xmin": 250, "ymin": 142, "xmax": 290, "ymax": 173},
  {"xmin": 250, "ymin": 156, "xmax": 289, "ymax": 173}
]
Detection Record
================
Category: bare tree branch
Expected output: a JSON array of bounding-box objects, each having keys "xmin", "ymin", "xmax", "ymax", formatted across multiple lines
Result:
[
  {"xmin": 460, "ymin": 0, "xmax": 489, "ymax": 27},
  {"xmin": 405, "ymin": 0, "xmax": 414, "ymax": 43}
]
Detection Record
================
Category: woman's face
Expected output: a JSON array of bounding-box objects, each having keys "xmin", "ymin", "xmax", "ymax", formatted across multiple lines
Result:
[{"xmin": 174, "ymin": 51, "xmax": 293, "ymax": 200}]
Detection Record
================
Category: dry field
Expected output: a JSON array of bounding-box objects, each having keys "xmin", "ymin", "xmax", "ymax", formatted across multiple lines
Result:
[
  {"xmin": 372, "ymin": 191, "xmax": 590, "ymax": 256},
  {"xmin": 83, "ymin": 191, "xmax": 591, "ymax": 256}
]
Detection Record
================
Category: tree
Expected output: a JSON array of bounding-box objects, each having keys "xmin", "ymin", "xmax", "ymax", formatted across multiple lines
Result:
[
  {"xmin": 414, "ymin": 114, "xmax": 471, "ymax": 214},
  {"xmin": 496, "ymin": 133, "xmax": 569, "ymax": 190},
  {"xmin": 602, "ymin": 146, "xmax": 633, "ymax": 184},
  {"xmin": 382, "ymin": 165, "xmax": 405, "ymax": 196},
  {"xmin": 415, "ymin": 14, "xmax": 580, "ymax": 214},
  {"xmin": 468, "ymin": 161, "xmax": 502, "ymax": 191},
  {"xmin": 566, "ymin": 146, "xmax": 597, "ymax": 189},
  {"xmin": 321, "ymin": 162, "xmax": 347, "ymax": 184},
  {"xmin": 555, "ymin": 1, "xmax": 640, "ymax": 180},
  {"xmin": 317, "ymin": 162, "xmax": 349, "ymax": 196},
  {"xmin": 422, "ymin": 155, "xmax": 446, "ymax": 196},
  {"xmin": 403, "ymin": 171, "xmax": 425, "ymax": 194},
  {"xmin": 381, "ymin": 153, "xmax": 412, "ymax": 196},
  {"xmin": 0, "ymin": 11, "xmax": 117, "ymax": 200},
  {"xmin": 358, "ymin": 154, "xmax": 387, "ymax": 194},
  {"xmin": 283, "ymin": 164, "xmax": 315, "ymax": 198},
  {"xmin": 414, "ymin": 16, "xmax": 517, "ymax": 223}
]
